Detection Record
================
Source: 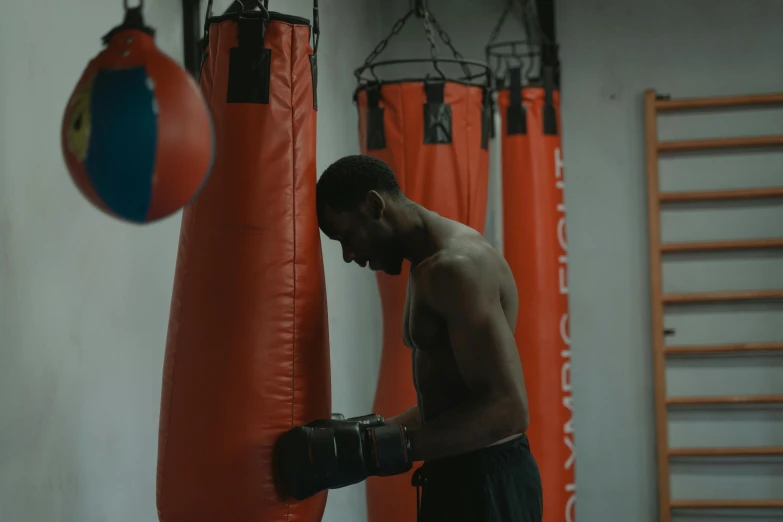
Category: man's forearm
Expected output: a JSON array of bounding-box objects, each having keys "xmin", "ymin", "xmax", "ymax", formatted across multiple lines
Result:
[
  {"xmin": 386, "ymin": 405, "xmax": 422, "ymax": 427},
  {"xmin": 405, "ymin": 396, "xmax": 526, "ymax": 462}
]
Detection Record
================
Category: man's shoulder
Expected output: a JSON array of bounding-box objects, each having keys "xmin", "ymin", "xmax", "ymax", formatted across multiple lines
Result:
[{"xmin": 417, "ymin": 238, "xmax": 496, "ymax": 304}]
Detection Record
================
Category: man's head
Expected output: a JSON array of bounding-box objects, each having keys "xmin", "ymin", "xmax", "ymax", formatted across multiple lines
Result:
[{"xmin": 316, "ymin": 155, "xmax": 407, "ymax": 275}]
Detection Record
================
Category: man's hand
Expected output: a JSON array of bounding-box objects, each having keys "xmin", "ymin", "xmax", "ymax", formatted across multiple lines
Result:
[
  {"xmin": 273, "ymin": 414, "xmax": 412, "ymax": 500},
  {"xmin": 406, "ymin": 250, "xmax": 529, "ymax": 462}
]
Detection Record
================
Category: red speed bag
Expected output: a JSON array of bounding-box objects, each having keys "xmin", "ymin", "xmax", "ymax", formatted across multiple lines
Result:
[
  {"xmin": 156, "ymin": 8, "xmax": 329, "ymax": 522},
  {"xmin": 356, "ymin": 80, "xmax": 491, "ymax": 522},
  {"xmin": 498, "ymin": 72, "xmax": 576, "ymax": 522},
  {"xmin": 61, "ymin": 7, "xmax": 214, "ymax": 224}
]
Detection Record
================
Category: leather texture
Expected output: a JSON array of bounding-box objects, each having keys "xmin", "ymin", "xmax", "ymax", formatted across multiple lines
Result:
[{"xmin": 156, "ymin": 15, "xmax": 330, "ymax": 522}]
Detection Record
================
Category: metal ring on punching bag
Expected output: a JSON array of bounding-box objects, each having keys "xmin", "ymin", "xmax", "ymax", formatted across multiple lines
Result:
[
  {"xmin": 484, "ymin": 0, "xmax": 558, "ymax": 135},
  {"xmin": 352, "ymin": 4, "xmax": 495, "ymax": 153}
]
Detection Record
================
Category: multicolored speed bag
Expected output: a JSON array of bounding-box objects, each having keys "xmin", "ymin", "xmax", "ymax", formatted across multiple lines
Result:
[{"xmin": 61, "ymin": 20, "xmax": 214, "ymax": 224}]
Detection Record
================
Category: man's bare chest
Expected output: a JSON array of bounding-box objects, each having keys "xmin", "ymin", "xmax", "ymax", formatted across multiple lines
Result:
[{"xmin": 402, "ymin": 276, "xmax": 446, "ymax": 351}]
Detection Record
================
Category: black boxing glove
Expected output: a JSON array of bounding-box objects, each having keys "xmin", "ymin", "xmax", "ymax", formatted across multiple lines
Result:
[{"xmin": 273, "ymin": 413, "xmax": 412, "ymax": 500}]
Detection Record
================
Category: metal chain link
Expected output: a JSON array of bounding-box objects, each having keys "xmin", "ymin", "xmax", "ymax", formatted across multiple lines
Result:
[
  {"xmin": 361, "ymin": 5, "xmax": 481, "ymax": 81},
  {"xmin": 423, "ymin": 12, "xmax": 438, "ymax": 61},
  {"xmin": 487, "ymin": 0, "xmax": 513, "ymax": 47},
  {"xmin": 428, "ymin": 13, "xmax": 472, "ymax": 79},
  {"xmin": 360, "ymin": 9, "xmax": 414, "ymax": 69},
  {"xmin": 422, "ymin": 11, "xmax": 448, "ymax": 78}
]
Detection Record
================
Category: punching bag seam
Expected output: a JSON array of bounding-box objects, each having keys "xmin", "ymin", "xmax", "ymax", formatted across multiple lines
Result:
[
  {"xmin": 287, "ymin": 21, "xmax": 298, "ymax": 436},
  {"xmin": 208, "ymin": 22, "xmax": 224, "ymax": 109},
  {"xmin": 398, "ymin": 85, "xmax": 409, "ymax": 197},
  {"xmin": 464, "ymin": 86, "xmax": 472, "ymax": 229}
]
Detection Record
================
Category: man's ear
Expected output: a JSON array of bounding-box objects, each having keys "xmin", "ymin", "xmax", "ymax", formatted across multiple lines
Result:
[{"xmin": 364, "ymin": 190, "xmax": 385, "ymax": 219}]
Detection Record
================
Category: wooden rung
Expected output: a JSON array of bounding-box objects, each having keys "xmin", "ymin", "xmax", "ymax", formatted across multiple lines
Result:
[
  {"xmin": 663, "ymin": 289, "xmax": 783, "ymax": 304},
  {"xmin": 669, "ymin": 446, "xmax": 783, "ymax": 457},
  {"xmin": 665, "ymin": 342, "xmax": 783, "ymax": 355},
  {"xmin": 659, "ymin": 186, "xmax": 783, "ymax": 202},
  {"xmin": 658, "ymin": 135, "xmax": 783, "ymax": 152},
  {"xmin": 667, "ymin": 394, "xmax": 783, "ymax": 406},
  {"xmin": 661, "ymin": 238, "xmax": 783, "ymax": 253},
  {"xmin": 671, "ymin": 499, "xmax": 783, "ymax": 509},
  {"xmin": 656, "ymin": 92, "xmax": 783, "ymax": 111}
]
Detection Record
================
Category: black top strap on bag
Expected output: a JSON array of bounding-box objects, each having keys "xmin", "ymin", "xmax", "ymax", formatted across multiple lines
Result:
[{"xmin": 506, "ymin": 67, "xmax": 527, "ymax": 136}]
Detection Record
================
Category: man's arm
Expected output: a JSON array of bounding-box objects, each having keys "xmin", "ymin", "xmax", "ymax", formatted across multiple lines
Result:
[
  {"xmin": 386, "ymin": 405, "xmax": 422, "ymax": 427},
  {"xmin": 405, "ymin": 253, "xmax": 529, "ymax": 462}
]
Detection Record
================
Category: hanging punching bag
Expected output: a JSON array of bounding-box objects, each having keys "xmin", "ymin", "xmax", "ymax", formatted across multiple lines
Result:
[
  {"xmin": 61, "ymin": 4, "xmax": 214, "ymax": 224},
  {"xmin": 156, "ymin": 4, "xmax": 330, "ymax": 522},
  {"xmin": 355, "ymin": 15, "xmax": 492, "ymax": 518},
  {"xmin": 498, "ymin": 67, "xmax": 575, "ymax": 522}
]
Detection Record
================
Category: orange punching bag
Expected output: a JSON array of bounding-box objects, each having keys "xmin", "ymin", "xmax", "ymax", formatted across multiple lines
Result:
[
  {"xmin": 354, "ymin": 8, "xmax": 492, "ymax": 520},
  {"xmin": 498, "ymin": 67, "xmax": 575, "ymax": 522},
  {"xmin": 156, "ymin": 3, "xmax": 329, "ymax": 522}
]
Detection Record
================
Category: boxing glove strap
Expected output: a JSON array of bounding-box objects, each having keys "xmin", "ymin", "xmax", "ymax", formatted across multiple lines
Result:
[
  {"xmin": 348, "ymin": 413, "xmax": 386, "ymax": 427},
  {"xmin": 370, "ymin": 424, "xmax": 412, "ymax": 475}
]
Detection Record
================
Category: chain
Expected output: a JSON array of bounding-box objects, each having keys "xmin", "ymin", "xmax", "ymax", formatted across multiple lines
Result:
[
  {"xmin": 487, "ymin": 0, "xmax": 513, "ymax": 47},
  {"xmin": 361, "ymin": 5, "xmax": 479, "ymax": 82},
  {"xmin": 422, "ymin": 11, "xmax": 446, "ymax": 79},
  {"xmin": 422, "ymin": 12, "xmax": 438, "ymax": 61},
  {"xmin": 428, "ymin": 13, "xmax": 472, "ymax": 79},
  {"xmin": 360, "ymin": 9, "xmax": 414, "ymax": 69}
]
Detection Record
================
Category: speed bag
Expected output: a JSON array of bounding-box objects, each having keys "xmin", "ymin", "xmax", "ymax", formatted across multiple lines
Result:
[
  {"xmin": 356, "ymin": 81, "xmax": 491, "ymax": 522},
  {"xmin": 497, "ymin": 82, "xmax": 576, "ymax": 522},
  {"xmin": 61, "ymin": 14, "xmax": 213, "ymax": 224},
  {"xmin": 156, "ymin": 11, "xmax": 330, "ymax": 522}
]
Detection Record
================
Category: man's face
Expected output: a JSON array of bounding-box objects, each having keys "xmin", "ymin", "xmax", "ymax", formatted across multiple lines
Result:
[{"xmin": 318, "ymin": 200, "xmax": 404, "ymax": 275}]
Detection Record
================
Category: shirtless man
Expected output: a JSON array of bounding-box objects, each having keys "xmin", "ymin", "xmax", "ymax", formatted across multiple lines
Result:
[{"xmin": 274, "ymin": 155, "xmax": 542, "ymax": 522}]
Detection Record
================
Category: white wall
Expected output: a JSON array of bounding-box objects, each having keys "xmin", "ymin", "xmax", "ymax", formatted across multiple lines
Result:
[
  {"xmin": 557, "ymin": 1, "xmax": 783, "ymax": 521},
  {"xmin": 0, "ymin": 1, "xmax": 385, "ymax": 521}
]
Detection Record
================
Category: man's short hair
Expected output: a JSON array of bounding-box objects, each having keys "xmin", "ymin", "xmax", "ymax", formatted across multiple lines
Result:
[{"xmin": 316, "ymin": 155, "xmax": 403, "ymax": 214}]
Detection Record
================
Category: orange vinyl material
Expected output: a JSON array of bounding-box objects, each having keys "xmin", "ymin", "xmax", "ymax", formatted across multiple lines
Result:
[
  {"xmin": 156, "ymin": 15, "xmax": 330, "ymax": 522},
  {"xmin": 497, "ymin": 86, "xmax": 575, "ymax": 522},
  {"xmin": 356, "ymin": 81, "xmax": 490, "ymax": 522}
]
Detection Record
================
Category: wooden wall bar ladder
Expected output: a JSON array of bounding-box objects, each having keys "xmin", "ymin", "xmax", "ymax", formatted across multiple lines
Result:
[{"xmin": 643, "ymin": 89, "xmax": 783, "ymax": 522}]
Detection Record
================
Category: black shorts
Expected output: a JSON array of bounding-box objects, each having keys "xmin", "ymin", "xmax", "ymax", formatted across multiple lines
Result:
[{"xmin": 413, "ymin": 434, "xmax": 543, "ymax": 522}]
